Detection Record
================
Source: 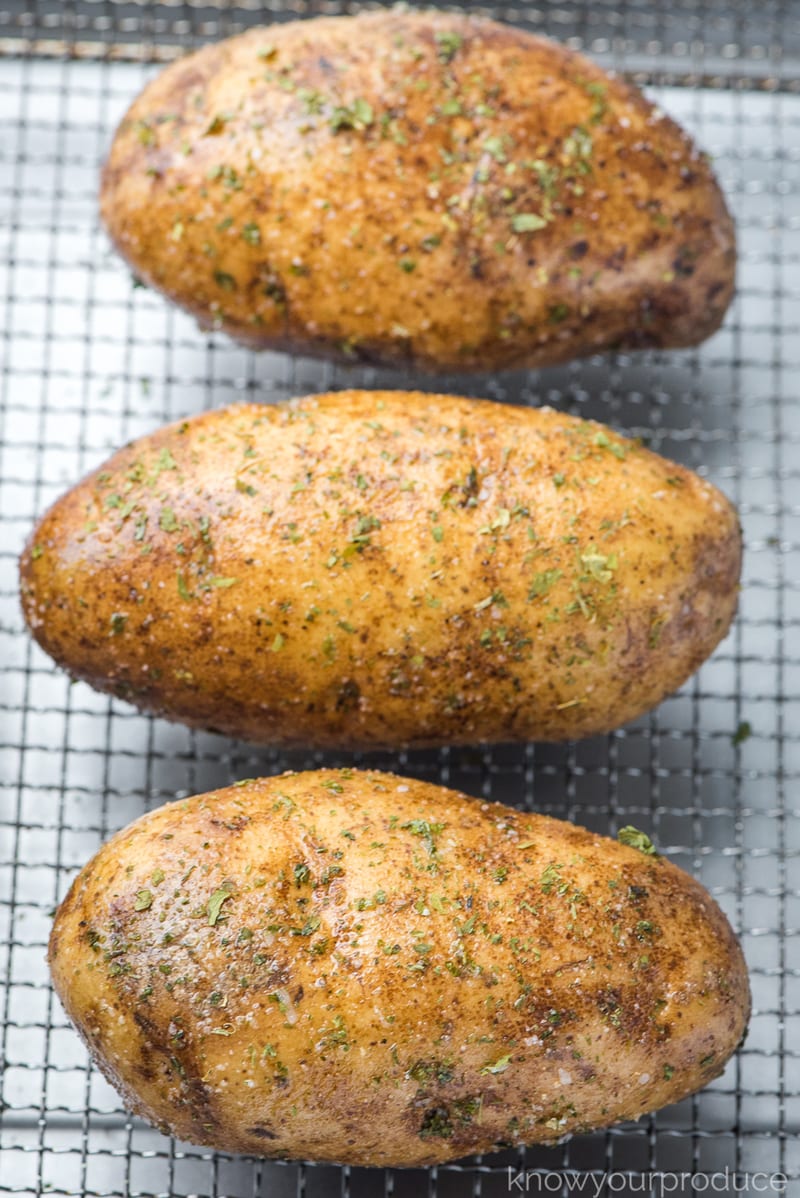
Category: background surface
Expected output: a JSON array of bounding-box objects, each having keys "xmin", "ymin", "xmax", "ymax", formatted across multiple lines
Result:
[{"xmin": 0, "ymin": 2, "xmax": 798, "ymax": 1196}]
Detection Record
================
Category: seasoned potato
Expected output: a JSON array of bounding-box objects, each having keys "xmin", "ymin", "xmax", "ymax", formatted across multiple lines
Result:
[
  {"xmin": 49, "ymin": 769, "xmax": 750, "ymax": 1166},
  {"xmin": 101, "ymin": 10, "xmax": 735, "ymax": 372},
  {"xmin": 20, "ymin": 391, "xmax": 740, "ymax": 748}
]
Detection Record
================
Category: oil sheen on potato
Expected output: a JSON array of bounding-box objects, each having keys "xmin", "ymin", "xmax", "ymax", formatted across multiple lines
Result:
[
  {"xmin": 49, "ymin": 770, "xmax": 750, "ymax": 1166},
  {"xmin": 100, "ymin": 10, "xmax": 736, "ymax": 371},
  {"xmin": 20, "ymin": 391, "xmax": 741, "ymax": 748}
]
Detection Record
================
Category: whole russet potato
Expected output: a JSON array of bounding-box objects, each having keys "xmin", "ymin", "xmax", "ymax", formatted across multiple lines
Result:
[
  {"xmin": 19, "ymin": 391, "xmax": 740, "ymax": 748},
  {"xmin": 100, "ymin": 9, "xmax": 735, "ymax": 372},
  {"xmin": 48, "ymin": 769, "xmax": 750, "ymax": 1166}
]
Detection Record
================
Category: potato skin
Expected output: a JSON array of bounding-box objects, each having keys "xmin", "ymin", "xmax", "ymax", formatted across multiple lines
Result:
[
  {"xmin": 48, "ymin": 769, "xmax": 750, "ymax": 1166},
  {"xmin": 19, "ymin": 391, "xmax": 740, "ymax": 748},
  {"xmin": 100, "ymin": 10, "xmax": 735, "ymax": 372}
]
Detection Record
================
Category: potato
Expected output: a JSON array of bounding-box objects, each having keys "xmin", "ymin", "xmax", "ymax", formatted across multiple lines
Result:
[
  {"xmin": 100, "ymin": 10, "xmax": 735, "ymax": 372},
  {"xmin": 49, "ymin": 768, "xmax": 750, "ymax": 1166},
  {"xmin": 20, "ymin": 391, "xmax": 740, "ymax": 748}
]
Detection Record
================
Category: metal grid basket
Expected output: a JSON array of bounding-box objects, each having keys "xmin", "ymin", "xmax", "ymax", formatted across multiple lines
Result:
[{"xmin": 0, "ymin": 2, "xmax": 798, "ymax": 1195}]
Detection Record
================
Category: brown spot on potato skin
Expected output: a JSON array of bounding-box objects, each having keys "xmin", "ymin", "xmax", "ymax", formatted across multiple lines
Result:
[
  {"xmin": 48, "ymin": 769, "xmax": 750, "ymax": 1167},
  {"xmin": 99, "ymin": 11, "xmax": 735, "ymax": 372},
  {"xmin": 19, "ymin": 391, "xmax": 741, "ymax": 749}
]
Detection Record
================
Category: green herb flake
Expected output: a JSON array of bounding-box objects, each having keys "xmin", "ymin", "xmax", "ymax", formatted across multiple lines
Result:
[
  {"xmin": 214, "ymin": 270, "xmax": 237, "ymax": 291},
  {"xmin": 481, "ymin": 1054, "xmax": 511, "ymax": 1075},
  {"xmin": 511, "ymin": 213, "xmax": 548, "ymax": 233},
  {"xmin": 176, "ymin": 572, "xmax": 193, "ymax": 601},
  {"xmin": 580, "ymin": 545, "xmax": 618, "ymax": 583},
  {"xmin": 474, "ymin": 591, "xmax": 506, "ymax": 613},
  {"xmin": 155, "ymin": 447, "xmax": 178, "ymax": 476},
  {"xmin": 208, "ymin": 576, "xmax": 239, "ymax": 588},
  {"xmin": 351, "ymin": 513, "xmax": 381, "ymax": 546},
  {"xmin": 483, "ymin": 134, "xmax": 508, "ymax": 163},
  {"xmin": 298, "ymin": 87, "xmax": 325, "ymax": 116},
  {"xmin": 733, "ymin": 721, "xmax": 752, "ymax": 747},
  {"xmin": 617, "ymin": 826, "xmax": 658, "ymax": 856},
  {"xmin": 134, "ymin": 889, "xmax": 153, "ymax": 911},
  {"xmin": 528, "ymin": 569, "xmax": 562, "ymax": 601},
  {"xmin": 133, "ymin": 513, "xmax": 148, "ymax": 542},
  {"xmin": 648, "ymin": 617, "xmax": 665, "ymax": 649},
  {"xmin": 400, "ymin": 819, "xmax": 445, "ymax": 858},
  {"xmin": 564, "ymin": 125, "xmax": 593, "ymax": 161},
  {"xmin": 292, "ymin": 915, "xmax": 321, "ymax": 937},
  {"xmin": 549, "ymin": 303, "xmax": 570, "ymax": 323},
  {"xmin": 207, "ymin": 882, "xmax": 234, "ymax": 926},
  {"xmin": 241, "ymin": 222, "xmax": 261, "ymax": 245},
  {"xmin": 330, "ymin": 98, "xmax": 374, "ymax": 133},
  {"xmin": 540, "ymin": 862, "xmax": 564, "ymax": 893},
  {"xmin": 110, "ymin": 612, "xmax": 127, "ymax": 635},
  {"xmin": 434, "ymin": 30, "xmax": 463, "ymax": 63},
  {"xmin": 593, "ymin": 429, "xmax": 627, "ymax": 460}
]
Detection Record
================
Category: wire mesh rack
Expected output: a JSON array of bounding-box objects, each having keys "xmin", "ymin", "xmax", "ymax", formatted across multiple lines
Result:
[{"xmin": 0, "ymin": 2, "xmax": 798, "ymax": 1196}]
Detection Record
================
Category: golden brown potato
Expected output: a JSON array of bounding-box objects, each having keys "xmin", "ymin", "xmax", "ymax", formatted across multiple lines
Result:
[
  {"xmin": 20, "ymin": 391, "xmax": 740, "ymax": 748},
  {"xmin": 100, "ymin": 10, "xmax": 735, "ymax": 372},
  {"xmin": 49, "ymin": 769, "xmax": 750, "ymax": 1166}
]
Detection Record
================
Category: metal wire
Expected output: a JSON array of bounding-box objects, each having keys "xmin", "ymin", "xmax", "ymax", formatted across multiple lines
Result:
[{"xmin": 0, "ymin": 2, "xmax": 798, "ymax": 1196}]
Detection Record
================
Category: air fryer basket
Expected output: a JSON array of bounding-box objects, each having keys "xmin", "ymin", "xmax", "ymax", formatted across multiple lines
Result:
[{"xmin": 0, "ymin": 3, "xmax": 798, "ymax": 1196}]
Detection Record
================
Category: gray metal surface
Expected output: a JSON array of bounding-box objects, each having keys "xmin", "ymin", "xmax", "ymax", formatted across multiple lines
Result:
[{"xmin": 0, "ymin": 3, "xmax": 798, "ymax": 1196}]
